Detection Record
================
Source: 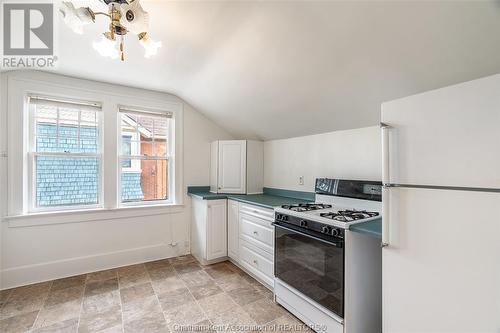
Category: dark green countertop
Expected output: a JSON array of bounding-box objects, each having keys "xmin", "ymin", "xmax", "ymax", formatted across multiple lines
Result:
[
  {"xmin": 349, "ymin": 218, "xmax": 382, "ymax": 239},
  {"xmin": 188, "ymin": 191, "xmax": 312, "ymax": 209},
  {"xmin": 187, "ymin": 186, "xmax": 313, "ymax": 209}
]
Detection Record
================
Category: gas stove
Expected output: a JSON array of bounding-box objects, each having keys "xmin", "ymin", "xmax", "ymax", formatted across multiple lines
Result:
[{"xmin": 274, "ymin": 178, "xmax": 382, "ymax": 230}]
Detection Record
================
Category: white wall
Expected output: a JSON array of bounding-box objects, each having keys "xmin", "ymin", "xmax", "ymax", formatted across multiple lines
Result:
[
  {"xmin": 264, "ymin": 126, "xmax": 381, "ymax": 192},
  {"xmin": 0, "ymin": 71, "xmax": 233, "ymax": 289}
]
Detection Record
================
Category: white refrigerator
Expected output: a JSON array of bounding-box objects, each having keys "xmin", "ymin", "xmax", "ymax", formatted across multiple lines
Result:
[{"xmin": 381, "ymin": 74, "xmax": 500, "ymax": 332}]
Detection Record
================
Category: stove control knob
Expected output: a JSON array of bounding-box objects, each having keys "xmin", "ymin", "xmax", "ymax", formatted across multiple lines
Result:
[
  {"xmin": 331, "ymin": 228, "xmax": 340, "ymax": 237},
  {"xmin": 300, "ymin": 220, "xmax": 308, "ymax": 227},
  {"xmin": 321, "ymin": 226, "xmax": 332, "ymax": 234}
]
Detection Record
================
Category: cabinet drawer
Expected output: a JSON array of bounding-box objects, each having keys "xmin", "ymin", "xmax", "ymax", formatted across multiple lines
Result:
[
  {"xmin": 239, "ymin": 239, "xmax": 274, "ymax": 286},
  {"xmin": 240, "ymin": 213, "xmax": 273, "ymax": 251},
  {"xmin": 239, "ymin": 203, "xmax": 274, "ymax": 222}
]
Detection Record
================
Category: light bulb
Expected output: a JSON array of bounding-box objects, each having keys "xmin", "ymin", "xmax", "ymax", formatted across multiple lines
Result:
[
  {"xmin": 139, "ymin": 33, "xmax": 162, "ymax": 58},
  {"xmin": 92, "ymin": 35, "xmax": 119, "ymax": 59}
]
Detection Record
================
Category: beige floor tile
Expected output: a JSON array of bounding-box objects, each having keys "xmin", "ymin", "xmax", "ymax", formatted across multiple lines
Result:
[
  {"xmin": 87, "ymin": 268, "xmax": 118, "ymax": 283},
  {"xmin": 204, "ymin": 263, "xmax": 237, "ymax": 280},
  {"xmin": 84, "ymin": 279, "xmax": 119, "ymax": 297},
  {"xmin": 210, "ymin": 306, "xmax": 257, "ymax": 331},
  {"xmin": 242, "ymin": 298, "xmax": 287, "ymax": 325},
  {"xmin": 188, "ymin": 281, "xmax": 223, "ymax": 300},
  {"xmin": 157, "ymin": 287, "xmax": 195, "ymax": 311},
  {"xmin": 151, "ymin": 276, "xmax": 186, "ymax": 294},
  {"xmin": 44, "ymin": 285, "xmax": 84, "ymax": 307},
  {"xmin": 82, "ymin": 291, "xmax": 120, "ymax": 315},
  {"xmin": 122, "ymin": 295, "xmax": 163, "ymax": 324},
  {"xmin": 78, "ymin": 305, "xmax": 122, "ymax": 333},
  {"xmin": 33, "ymin": 300, "xmax": 81, "ymax": 330},
  {"xmin": 144, "ymin": 259, "xmax": 171, "ymax": 271},
  {"xmin": 173, "ymin": 262, "xmax": 202, "ymax": 275},
  {"xmin": 214, "ymin": 275, "xmax": 251, "ymax": 292},
  {"xmin": 179, "ymin": 270, "xmax": 213, "ymax": 288},
  {"xmin": 117, "ymin": 264, "xmax": 146, "ymax": 277},
  {"xmin": 118, "ymin": 271, "xmax": 151, "ymax": 289},
  {"xmin": 32, "ymin": 318, "xmax": 79, "ymax": 333},
  {"xmin": 0, "ymin": 310, "xmax": 38, "ymax": 333},
  {"xmin": 0, "ymin": 294, "xmax": 46, "ymax": 320},
  {"xmin": 168, "ymin": 254, "xmax": 196, "ymax": 265},
  {"xmin": 226, "ymin": 285, "xmax": 264, "ymax": 306},
  {"xmin": 51, "ymin": 275, "xmax": 86, "ymax": 292},
  {"xmin": 196, "ymin": 293, "xmax": 238, "ymax": 318},
  {"xmin": 163, "ymin": 300, "xmax": 206, "ymax": 327},
  {"xmin": 123, "ymin": 314, "xmax": 168, "ymax": 333},
  {"xmin": 86, "ymin": 270, "xmax": 117, "ymax": 283},
  {"xmin": 120, "ymin": 282, "xmax": 155, "ymax": 304},
  {"xmin": 8, "ymin": 282, "xmax": 52, "ymax": 300},
  {"xmin": 147, "ymin": 266, "xmax": 176, "ymax": 281},
  {"xmin": 0, "ymin": 289, "xmax": 12, "ymax": 303}
]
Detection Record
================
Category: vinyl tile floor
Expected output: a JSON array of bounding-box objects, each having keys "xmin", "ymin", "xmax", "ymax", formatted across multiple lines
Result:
[{"xmin": 0, "ymin": 255, "xmax": 310, "ymax": 333}]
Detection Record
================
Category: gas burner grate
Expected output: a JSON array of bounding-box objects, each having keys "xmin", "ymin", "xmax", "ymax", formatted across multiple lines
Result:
[
  {"xmin": 281, "ymin": 203, "xmax": 333, "ymax": 212},
  {"xmin": 320, "ymin": 210, "xmax": 379, "ymax": 222}
]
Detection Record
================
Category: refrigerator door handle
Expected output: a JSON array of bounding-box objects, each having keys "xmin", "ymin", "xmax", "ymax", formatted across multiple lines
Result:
[
  {"xmin": 381, "ymin": 122, "xmax": 391, "ymax": 185},
  {"xmin": 381, "ymin": 123, "xmax": 391, "ymax": 247}
]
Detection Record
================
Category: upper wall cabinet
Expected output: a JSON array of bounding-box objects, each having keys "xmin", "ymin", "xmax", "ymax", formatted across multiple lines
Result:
[{"xmin": 210, "ymin": 140, "xmax": 263, "ymax": 194}]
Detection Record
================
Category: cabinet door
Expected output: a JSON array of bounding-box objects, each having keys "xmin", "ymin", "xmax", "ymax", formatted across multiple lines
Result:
[
  {"xmin": 206, "ymin": 200, "xmax": 227, "ymax": 260},
  {"xmin": 227, "ymin": 200, "xmax": 239, "ymax": 260},
  {"xmin": 218, "ymin": 140, "xmax": 246, "ymax": 193}
]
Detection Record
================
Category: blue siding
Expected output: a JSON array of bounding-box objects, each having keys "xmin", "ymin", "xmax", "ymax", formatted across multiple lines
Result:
[{"xmin": 36, "ymin": 124, "xmax": 143, "ymax": 207}]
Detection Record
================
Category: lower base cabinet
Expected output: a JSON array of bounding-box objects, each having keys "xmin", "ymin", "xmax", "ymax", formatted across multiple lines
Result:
[
  {"xmin": 190, "ymin": 197, "xmax": 274, "ymax": 289},
  {"xmin": 191, "ymin": 197, "xmax": 228, "ymax": 265},
  {"xmin": 231, "ymin": 201, "xmax": 275, "ymax": 289}
]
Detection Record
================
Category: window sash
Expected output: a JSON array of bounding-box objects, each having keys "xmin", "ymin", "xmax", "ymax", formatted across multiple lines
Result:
[{"xmin": 29, "ymin": 97, "xmax": 103, "ymax": 212}]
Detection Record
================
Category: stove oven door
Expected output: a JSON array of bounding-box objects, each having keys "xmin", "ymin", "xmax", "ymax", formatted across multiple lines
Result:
[{"xmin": 274, "ymin": 224, "xmax": 344, "ymax": 318}]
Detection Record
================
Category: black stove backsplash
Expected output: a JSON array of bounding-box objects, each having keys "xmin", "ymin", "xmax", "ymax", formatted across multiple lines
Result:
[{"xmin": 315, "ymin": 178, "xmax": 382, "ymax": 202}]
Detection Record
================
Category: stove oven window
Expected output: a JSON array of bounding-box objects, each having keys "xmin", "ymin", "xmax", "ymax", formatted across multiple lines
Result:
[{"xmin": 275, "ymin": 225, "xmax": 344, "ymax": 317}]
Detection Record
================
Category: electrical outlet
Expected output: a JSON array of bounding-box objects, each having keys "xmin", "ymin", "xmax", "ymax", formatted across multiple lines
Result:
[{"xmin": 299, "ymin": 176, "xmax": 304, "ymax": 185}]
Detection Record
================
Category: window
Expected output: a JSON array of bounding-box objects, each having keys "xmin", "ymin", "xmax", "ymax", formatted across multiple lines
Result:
[
  {"xmin": 29, "ymin": 97, "xmax": 102, "ymax": 210},
  {"xmin": 119, "ymin": 109, "xmax": 172, "ymax": 204}
]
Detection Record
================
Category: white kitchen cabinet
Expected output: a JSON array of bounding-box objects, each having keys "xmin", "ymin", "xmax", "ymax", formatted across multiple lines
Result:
[
  {"xmin": 227, "ymin": 200, "xmax": 239, "ymax": 260},
  {"xmin": 210, "ymin": 140, "xmax": 263, "ymax": 194},
  {"xmin": 236, "ymin": 203, "xmax": 275, "ymax": 289},
  {"xmin": 191, "ymin": 197, "xmax": 227, "ymax": 265}
]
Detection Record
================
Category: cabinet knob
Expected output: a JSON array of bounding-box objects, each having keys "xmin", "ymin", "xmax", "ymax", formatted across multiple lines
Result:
[
  {"xmin": 253, "ymin": 260, "xmax": 258, "ymax": 265},
  {"xmin": 253, "ymin": 231, "xmax": 258, "ymax": 235}
]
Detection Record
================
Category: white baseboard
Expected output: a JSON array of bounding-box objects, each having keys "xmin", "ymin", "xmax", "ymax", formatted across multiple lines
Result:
[{"xmin": 1, "ymin": 243, "xmax": 189, "ymax": 290}]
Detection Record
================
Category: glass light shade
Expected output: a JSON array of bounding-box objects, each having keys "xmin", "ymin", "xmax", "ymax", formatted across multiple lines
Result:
[
  {"xmin": 60, "ymin": 2, "xmax": 93, "ymax": 34},
  {"xmin": 92, "ymin": 36, "xmax": 119, "ymax": 59},
  {"xmin": 120, "ymin": 2, "xmax": 149, "ymax": 34},
  {"xmin": 139, "ymin": 34, "xmax": 162, "ymax": 58}
]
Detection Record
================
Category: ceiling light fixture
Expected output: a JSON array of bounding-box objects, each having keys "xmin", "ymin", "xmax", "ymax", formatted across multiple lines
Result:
[{"xmin": 60, "ymin": 0, "xmax": 161, "ymax": 61}]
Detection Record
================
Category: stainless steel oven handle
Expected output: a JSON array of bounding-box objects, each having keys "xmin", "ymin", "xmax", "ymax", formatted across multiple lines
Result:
[{"xmin": 272, "ymin": 223, "xmax": 343, "ymax": 247}]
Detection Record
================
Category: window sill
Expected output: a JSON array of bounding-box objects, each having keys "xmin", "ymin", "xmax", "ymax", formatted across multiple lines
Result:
[{"xmin": 3, "ymin": 204, "xmax": 185, "ymax": 228}]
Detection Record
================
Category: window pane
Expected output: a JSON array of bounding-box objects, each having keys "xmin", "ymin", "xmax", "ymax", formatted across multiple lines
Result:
[
  {"xmin": 121, "ymin": 159, "xmax": 168, "ymax": 202},
  {"xmin": 154, "ymin": 140, "xmax": 167, "ymax": 157},
  {"xmin": 121, "ymin": 136, "xmax": 132, "ymax": 167},
  {"xmin": 36, "ymin": 156, "xmax": 99, "ymax": 207},
  {"xmin": 35, "ymin": 104, "xmax": 98, "ymax": 153}
]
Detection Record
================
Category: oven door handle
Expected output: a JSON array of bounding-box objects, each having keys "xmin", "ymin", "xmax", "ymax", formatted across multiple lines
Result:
[{"xmin": 272, "ymin": 223, "xmax": 343, "ymax": 248}]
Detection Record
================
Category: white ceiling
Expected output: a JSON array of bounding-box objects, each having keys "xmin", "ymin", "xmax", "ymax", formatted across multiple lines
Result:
[{"xmin": 54, "ymin": 0, "xmax": 500, "ymax": 140}]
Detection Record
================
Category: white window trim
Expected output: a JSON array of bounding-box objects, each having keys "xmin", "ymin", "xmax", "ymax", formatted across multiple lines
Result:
[
  {"xmin": 27, "ymin": 97, "xmax": 104, "ymax": 213},
  {"xmin": 118, "ymin": 108, "xmax": 173, "ymax": 206},
  {"xmin": 3, "ymin": 71, "xmax": 184, "ymax": 223}
]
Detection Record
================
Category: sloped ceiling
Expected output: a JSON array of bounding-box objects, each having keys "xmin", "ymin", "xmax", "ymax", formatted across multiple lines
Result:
[{"xmin": 54, "ymin": 0, "xmax": 500, "ymax": 140}]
